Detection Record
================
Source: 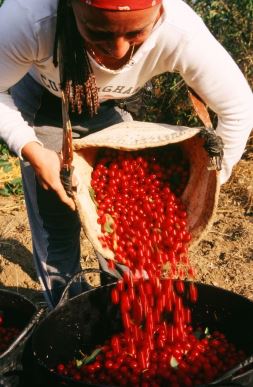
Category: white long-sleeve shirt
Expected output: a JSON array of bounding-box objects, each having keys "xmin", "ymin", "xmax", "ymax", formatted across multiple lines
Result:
[{"xmin": 0, "ymin": 0, "xmax": 252, "ymax": 183}]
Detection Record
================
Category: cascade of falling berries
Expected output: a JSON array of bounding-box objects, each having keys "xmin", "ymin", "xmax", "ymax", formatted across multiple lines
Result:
[{"xmin": 90, "ymin": 147, "xmax": 197, "ymax": 362}]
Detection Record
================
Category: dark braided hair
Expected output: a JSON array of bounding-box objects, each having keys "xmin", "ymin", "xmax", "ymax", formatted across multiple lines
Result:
[{"xmin": 53, "ymin": 0, "xmax": 99, "ymax": 116}]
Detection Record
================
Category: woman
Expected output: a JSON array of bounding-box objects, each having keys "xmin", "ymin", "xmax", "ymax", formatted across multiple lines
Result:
[{"xmin": 0, "ymin": 0, "xmax": 252, "ymax": 307}]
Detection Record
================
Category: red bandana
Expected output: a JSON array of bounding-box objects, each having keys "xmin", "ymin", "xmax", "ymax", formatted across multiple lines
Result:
[{"xmin": 80, "ymin": 0, "xmax": 162, "ymax": 11}]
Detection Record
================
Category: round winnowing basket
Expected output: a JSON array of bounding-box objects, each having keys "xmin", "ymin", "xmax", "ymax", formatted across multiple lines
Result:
[{"xmin": 72, "ymin": 121, "xmax": 220, "ymax": 260}]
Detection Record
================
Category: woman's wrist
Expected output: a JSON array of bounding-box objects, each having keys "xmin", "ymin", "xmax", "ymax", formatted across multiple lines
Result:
[{"xmin": 21, "ymin": 141, "xmax": 45, "ymax": 166}]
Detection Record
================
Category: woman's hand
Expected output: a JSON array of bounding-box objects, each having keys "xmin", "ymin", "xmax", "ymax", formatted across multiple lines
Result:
[{"xmin": 22, "ymin": 142, "xmax": 76, "ymax": 211}]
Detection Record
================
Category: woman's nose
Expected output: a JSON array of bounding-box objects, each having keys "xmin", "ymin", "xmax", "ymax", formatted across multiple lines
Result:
[{"xmin": 106, "ymin": 36, "xmax": 131, "ymax": 59}]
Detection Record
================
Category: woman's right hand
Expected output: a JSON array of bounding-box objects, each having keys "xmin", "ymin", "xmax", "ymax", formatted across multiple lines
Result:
[{"xmin": 21, "ymin": 142, "xmax": 76, "ymax": 211}]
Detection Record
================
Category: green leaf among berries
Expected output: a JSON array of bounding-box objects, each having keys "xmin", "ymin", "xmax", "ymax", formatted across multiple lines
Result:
[
  {"xmin": 204, "ymin": 327, "xmax": 211, "ymax": 338},
  {"xmin": 170, "ymin": 356, "xmax": 179, "ymax": 368},
  {"xmin": 104, "ymin": 214, "xmax": 114, "ymax": 234},
  {"xmin": 193, "ymin": 329, "xmax": 202, "ymax": 340},
  {"xmin": 88, "ymin": 187, "xmax": 97, "ymax": 207},
  {"xmin": 83, "ymin": 348, "xmax": 102, "ymax": 365},
  {"xmin": 193, "ymin": 327, "xmax": 210, "ymax": 340},
  {"xmin": 76, "ymin": 348, "xmax": 102, "ymax": 368}
]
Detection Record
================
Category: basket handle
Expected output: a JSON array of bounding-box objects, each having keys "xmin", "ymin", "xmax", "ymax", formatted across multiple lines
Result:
[
  {"xmin": 188, "ymin": 88, "xmax": 224, "ymax": 171},
  {"xmin": 58, "ymin": 268, "xmax": 118, "ymax": 307}
]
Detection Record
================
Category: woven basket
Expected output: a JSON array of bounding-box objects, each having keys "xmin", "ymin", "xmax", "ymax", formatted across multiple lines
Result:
[{"xmin": 72, "ymin": 121, "xmax": 220, "ymax": 260}]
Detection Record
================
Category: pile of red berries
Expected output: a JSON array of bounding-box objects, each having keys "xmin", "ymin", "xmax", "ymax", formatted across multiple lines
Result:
[
  {"xmin": 0, "ymin": 312, "xmax": 21, "ymax": 355},
  {"xmin": 55, "ymin": 146, "xmax": 245, "ymax": 386},
  {"xmin": 57, "ymin": 328, "xmax": 245, "ymax": 386}
]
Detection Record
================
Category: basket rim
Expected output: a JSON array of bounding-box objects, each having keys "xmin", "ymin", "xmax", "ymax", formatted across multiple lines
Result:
[
  {"xmin": 0, "ymin": 288, "xmax": 37, "ymax": 308},
  {"xmin": 73, "ymin": 121, "xmax": 201, "ymax": 150}
]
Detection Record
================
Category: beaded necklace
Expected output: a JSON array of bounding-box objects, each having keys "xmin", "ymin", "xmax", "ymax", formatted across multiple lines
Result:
[{"xmin": 87, "ymin": 44, "xmax": 135, "ymax": 70}]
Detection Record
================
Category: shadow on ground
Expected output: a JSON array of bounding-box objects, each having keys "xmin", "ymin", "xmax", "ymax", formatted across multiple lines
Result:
[{"xmin": 0, "ymin": 238, "xmax": 37, "ymax": 282}]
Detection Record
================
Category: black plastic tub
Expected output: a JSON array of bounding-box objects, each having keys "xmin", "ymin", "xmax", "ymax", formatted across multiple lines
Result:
[
  {"xmin": 30, "ymin": 273, "xmax": 253, "ymax": 387},
  {"xmin": 0, "ymin": 289, "xmax": 40, "ymax": 377}
]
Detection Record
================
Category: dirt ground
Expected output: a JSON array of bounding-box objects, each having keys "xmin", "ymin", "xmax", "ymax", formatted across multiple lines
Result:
[{"xmin": 0, "ymin": 147, "xmax": 252, "ymax": 305}]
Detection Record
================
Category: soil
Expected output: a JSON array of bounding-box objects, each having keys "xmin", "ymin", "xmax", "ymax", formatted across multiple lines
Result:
[{"xmin": 0, "ymin": 149, "xmax": 252, "ymax": 305}]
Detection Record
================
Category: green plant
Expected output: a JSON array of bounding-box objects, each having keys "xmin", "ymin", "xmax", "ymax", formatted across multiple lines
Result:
[
  {"xmin": 0, "ymin": 141, "xmax": 23, "ymax": 196},
  {"xmin": 188, "ymin": 0, "xmax": 253, "ymax": 88},
  {"xmin": 133, "ymin": 0, "xmax": 253, "ymax": 125}
]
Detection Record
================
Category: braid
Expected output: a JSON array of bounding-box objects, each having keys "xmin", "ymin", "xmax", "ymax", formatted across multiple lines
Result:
[{"xmin": 53, "ymin": 0, "xmax": 99, "ymax": 116}]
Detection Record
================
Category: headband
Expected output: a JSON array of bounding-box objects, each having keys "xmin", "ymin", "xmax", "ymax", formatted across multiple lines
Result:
[{"xmin": 80, "ymin": 0, "xmax": 162, "ymax": 11}]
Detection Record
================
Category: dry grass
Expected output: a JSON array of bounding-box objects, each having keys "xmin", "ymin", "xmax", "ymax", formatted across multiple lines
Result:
[
  {"xmin": 221, "ymin": 134, "xmax": 253, "ymax": 214},
  {"xmin": 0, "ymin": 156, "xmax": 21, "ymax": 185}
]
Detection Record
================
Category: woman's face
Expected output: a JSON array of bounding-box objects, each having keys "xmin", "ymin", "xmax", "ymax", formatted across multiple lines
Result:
[{"xmin": 71, "ymin": 1, "xmax": 162, "ymax": 60}]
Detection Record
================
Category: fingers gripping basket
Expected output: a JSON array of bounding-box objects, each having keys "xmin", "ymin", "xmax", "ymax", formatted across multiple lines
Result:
[{"xmin": 72, "ymin": 121, "xmax": 220, "ymax": 260}]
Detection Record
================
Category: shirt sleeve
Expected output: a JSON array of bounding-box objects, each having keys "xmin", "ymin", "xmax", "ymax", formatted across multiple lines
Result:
[
  {"xmin": 0, "ymin": 0, "xmax": 42, "ymax": 157},
  {"xmin": 0, "ymin": 92, "xmax": 42, "ymax": 158},
  {"xmin": 175, "ymin": 24, "xmax": 253, "ymax": 184}
]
